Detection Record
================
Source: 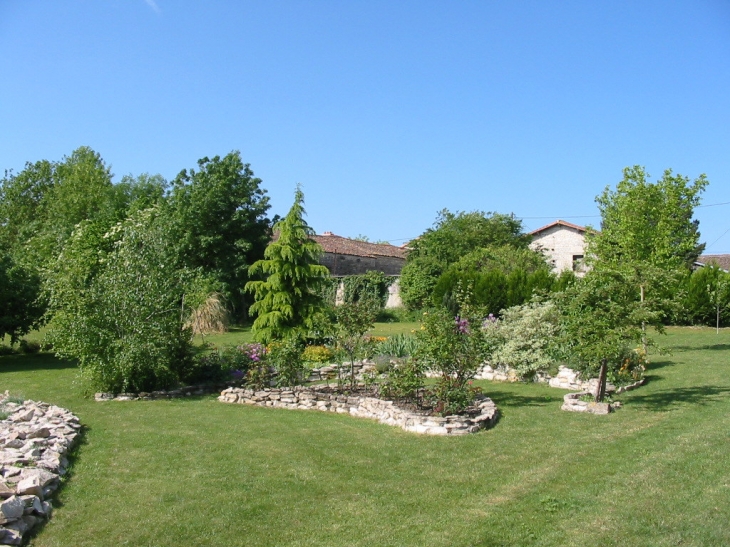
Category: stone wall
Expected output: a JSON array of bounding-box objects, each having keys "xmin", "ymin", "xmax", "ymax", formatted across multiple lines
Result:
[
  {"xmin": 219, "ymin": 385, "xmax": 498, "ymax": 436},
  {"xmin": 0, "ymin": 393, "xmax": 80, "ymax": 545},
  {"xmin": 321, "ymin": 253, "xmax": 405, "ymax": 276},
  {"xmin": 530, "ymin": 224, "xmax": 587, "ymax": 276},
  {"xmin": 332, "ymin": 277, "xmax": 403, "ymax": 309}
]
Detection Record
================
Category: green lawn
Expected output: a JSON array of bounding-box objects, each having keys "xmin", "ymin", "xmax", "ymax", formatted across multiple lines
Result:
[
  {"xmin": 2, "ymin": 327, "xmax": 729, "ymax": 546},
  {"xmin": 192, "ymin": 322, "xmax": 420, "ymax": 348}
]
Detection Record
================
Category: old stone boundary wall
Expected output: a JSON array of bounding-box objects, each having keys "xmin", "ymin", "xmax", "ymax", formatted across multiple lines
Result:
[
  {"xmin": 0, "ymin": 394, "xmax": 80, "ymax": 545},
  {"xmin": 219, "ymin": 385, "xmax": 498, "ymax": 436}
]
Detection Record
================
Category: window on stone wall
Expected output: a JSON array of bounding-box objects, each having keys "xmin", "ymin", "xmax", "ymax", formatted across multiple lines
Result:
[{"xmin": 572, "ymin": 255, "xmax": 584, "ymax": 272}]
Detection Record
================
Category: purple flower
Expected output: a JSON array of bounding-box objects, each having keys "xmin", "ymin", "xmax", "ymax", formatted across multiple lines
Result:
[
  {"xmin": 455, "ymin": 316, "xmax": 470, "ymax": 334},
  {"xmin": 482, "ymin": 313, "xmax": 498, "ymax": 328}
]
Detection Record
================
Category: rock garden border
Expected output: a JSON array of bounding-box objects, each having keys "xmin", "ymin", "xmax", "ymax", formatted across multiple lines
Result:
[
  {"xmin": 0, "ymin": 393, "xmax": 80, "ymax": 546},
  {"xmin": 218, "ymin": 385, "xmax": 499, "ymax": 436}
]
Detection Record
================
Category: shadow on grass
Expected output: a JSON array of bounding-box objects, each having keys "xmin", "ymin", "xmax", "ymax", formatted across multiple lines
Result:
[
  {"xmin": 646, "ymin": 359, "xmax": 674, "ymax": 370},
  {"xmin": 485, "ymin": 389, "xmax": 555, "ymax": 408},
  {"xmin": 0, "ymin": 352, "xmax": 76, "ymax": 372},
  {"xmin": 629, "ymin": 385, "xmax": 730, "ymax": 411},
  {"xmin": 665, "ymin": 343, "xmax": 730, "ymax": 353}
]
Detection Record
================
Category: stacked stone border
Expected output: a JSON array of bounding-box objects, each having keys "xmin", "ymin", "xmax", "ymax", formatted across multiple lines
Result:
[
  {"xmin": 219, "ymin": 385, "xmax": 499, "ymax": 436},
  {"xmin": 0, "ymin": 394, "xmax": 80, "ymax": 545}
]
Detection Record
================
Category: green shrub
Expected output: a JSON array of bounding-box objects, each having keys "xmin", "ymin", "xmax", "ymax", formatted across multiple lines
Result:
[
  {"xmin": 0, "ymin": 345, "xmax": 15, "ymax": 356},
  {"xmin": 182, "ymin": 352, "xmax": 232, "ymax": 385},
  {"xmin": 268, "ymin": 337, "xmax": 307, "ymax": 387},
  {"xmin": 379, "ymin": 359, "xmax": 425, "ymax": 403},
  {"xmin": 490, "ymin": 300, "xmax": 560, "ymax": 381},
  {"xmin": 19, "ymin": 339, "xmax": 41, "ymax": 354},
  {"xmin": 427, "ymin": 381, "xmax": 482, "ymax": 415},
  {"xmin": 46, "ymin": 210, "xmax": 194, "ymax": 393},
  {"xmin": 302, "ymin": 345, "xmax": 333, "ymax": 365}
]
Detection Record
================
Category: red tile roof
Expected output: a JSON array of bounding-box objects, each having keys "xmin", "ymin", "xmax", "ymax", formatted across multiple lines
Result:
[
  {"xmin": 312, "ymin": 233, "xmax": 406, "ymax": 259},
  {"xmin": 697, "ymin": 254, "xmax": 730, "ymax": 271},
  {"xmin": 529, "ymin": 219, "xmax": 589, "ymax": 236}
]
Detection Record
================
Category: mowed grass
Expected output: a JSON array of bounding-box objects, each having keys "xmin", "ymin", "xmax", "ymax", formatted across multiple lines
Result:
[
  {"xmin": 180, "ymin": 322, "xmax": 420, "ymax": 349},
  {"xmin": 1, "ymin": 328, "xmax": 728, "ymax": 546}
]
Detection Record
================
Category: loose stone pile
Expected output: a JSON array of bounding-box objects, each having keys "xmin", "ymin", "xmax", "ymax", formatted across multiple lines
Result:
[
  {"xmin": 0, "ymin": 393, "xmax": 80, "ymax": 545},
  {"xmin": 219, "ymin": 385, "xmax": 498, "ymax": 436},
  {"xmin": 561, "ymin": 392, "xmax": 620, "ymax": 415}
]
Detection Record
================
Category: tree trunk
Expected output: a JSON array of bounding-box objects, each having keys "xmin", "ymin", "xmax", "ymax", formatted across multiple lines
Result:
[
  {"xmin": 640, "ymin": 284, "xmax": 648, "ymax": 354},
  {"xmin": 595, "ymin": 358, "xmax": 608, "ymax": 403}
]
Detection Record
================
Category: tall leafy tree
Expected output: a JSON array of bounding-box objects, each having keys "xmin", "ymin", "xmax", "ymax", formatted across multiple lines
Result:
[
  {"xmin": 401, "ymin": 210, "xmax": 530, "ymax": 310},
  {"xmin": 245, "ymin": 187, "xmax": 329, "ymax": 343},
  {"xmin": 47, "ymin": 208, "xmax": 194, "ymax": 393},
  {"xmin": 588, "ymin": 166, "xmax": 708, "ymax": 349},
  {"xmin": 165, "ymin": 152, "xmax": 272, "ymax": 319},
  {"xmin": 407, "ymin": 209, "xmax": 529, "ymax": 264}
]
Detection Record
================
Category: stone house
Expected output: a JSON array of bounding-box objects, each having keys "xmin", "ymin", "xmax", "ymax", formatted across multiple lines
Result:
[
  {"xmin": 529, "ymin": 220, "xmax": 589, "ymax": 276},
  {"xmin": 311, "ymin": 232, "xmax": 407, "ymax": 307},
  {"xmin": 311, "ymin": 232, "xmax": 406, "ymax": 276}
]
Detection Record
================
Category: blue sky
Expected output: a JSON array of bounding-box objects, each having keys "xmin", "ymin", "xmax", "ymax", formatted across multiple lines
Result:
[{"xmin": 2, "ymin": 1, "xmax": 729, "ymax": 251}]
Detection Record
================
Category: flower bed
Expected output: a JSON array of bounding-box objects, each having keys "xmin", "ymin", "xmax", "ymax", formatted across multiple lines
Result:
[{"xmin": 219, "ymin": 385, "xmax": 499, "ymax": 436}]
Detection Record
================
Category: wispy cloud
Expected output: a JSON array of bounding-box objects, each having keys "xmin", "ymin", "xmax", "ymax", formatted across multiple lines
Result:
[{"xmin": 144, "ymin": 0, "xmax": 161, "ymax": 14}]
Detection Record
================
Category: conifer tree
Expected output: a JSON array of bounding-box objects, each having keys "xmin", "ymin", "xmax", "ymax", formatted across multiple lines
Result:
[{"xmin": 245, "ymin": 187, "xmax": 329, "ymax": 343}]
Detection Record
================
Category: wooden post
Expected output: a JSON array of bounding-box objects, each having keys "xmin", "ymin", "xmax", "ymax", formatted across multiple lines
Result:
[{"xmin": 595, "ymin": 358, "xmax": 608, "ymax": 402}]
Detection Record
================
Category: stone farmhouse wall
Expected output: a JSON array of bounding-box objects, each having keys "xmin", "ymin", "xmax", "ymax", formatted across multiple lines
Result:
[
  {"xmin": 530, "ymin": 221, "xmax": 588, "ymax": 276},
  {"xmin": 320, "ymin": 252, "xmax": 405, "ymax": 277}
]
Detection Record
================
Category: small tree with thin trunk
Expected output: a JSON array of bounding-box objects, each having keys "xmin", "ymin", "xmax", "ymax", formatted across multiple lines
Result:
[
  {"xmin": 245, "ymin": 187, "xmax": 329, "ymax": 344},
  {"xmin": 588, "ymin": 166, "xmax": 708, "ymax": 353},
  {"xmin": 554, "ymin": 270, "xmax": 648, "ymax": 402}
]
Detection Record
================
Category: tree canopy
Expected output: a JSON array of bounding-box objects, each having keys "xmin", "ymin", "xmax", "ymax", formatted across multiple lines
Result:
[
  {"xmin": 400, "ymin": 210, "xmax": 531, "ymax": 310},
  {"xmin": 407, "ymin": 209, "xmax": 530, "ymax": 265},
  {"xmin": 165, "ymin": 152, "xmax": 272, "ymax": 320},
  {"xmin": 591, "ymin": 166, "xmax": 708, "ymax": 269},
  {"xmin": 587, "ymin": 166, "xmax": 708, "ymax": 346}
]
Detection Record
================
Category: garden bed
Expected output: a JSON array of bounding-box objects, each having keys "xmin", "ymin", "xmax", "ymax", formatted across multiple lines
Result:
[{"xmin": 218, "ymin": 385, "xmax": 499, "ymax": 436}]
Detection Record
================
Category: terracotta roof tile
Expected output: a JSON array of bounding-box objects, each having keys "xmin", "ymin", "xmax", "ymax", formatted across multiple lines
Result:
[
  {"xmin": 529, "ymin": 219, "xmax": 588, "ymax": 236},
  {"xmin": 312, "ymin": 233, "xmax": 406, "ymax": 259},
  {"xmin": 697, "ymin": 254, "xmax": 730, "ymax": 272}
]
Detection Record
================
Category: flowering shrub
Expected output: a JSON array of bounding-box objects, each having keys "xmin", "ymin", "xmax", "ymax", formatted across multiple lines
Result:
[{"xmin": 416, "ymin": 305, "xmax": 495, "ymax": 415}]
